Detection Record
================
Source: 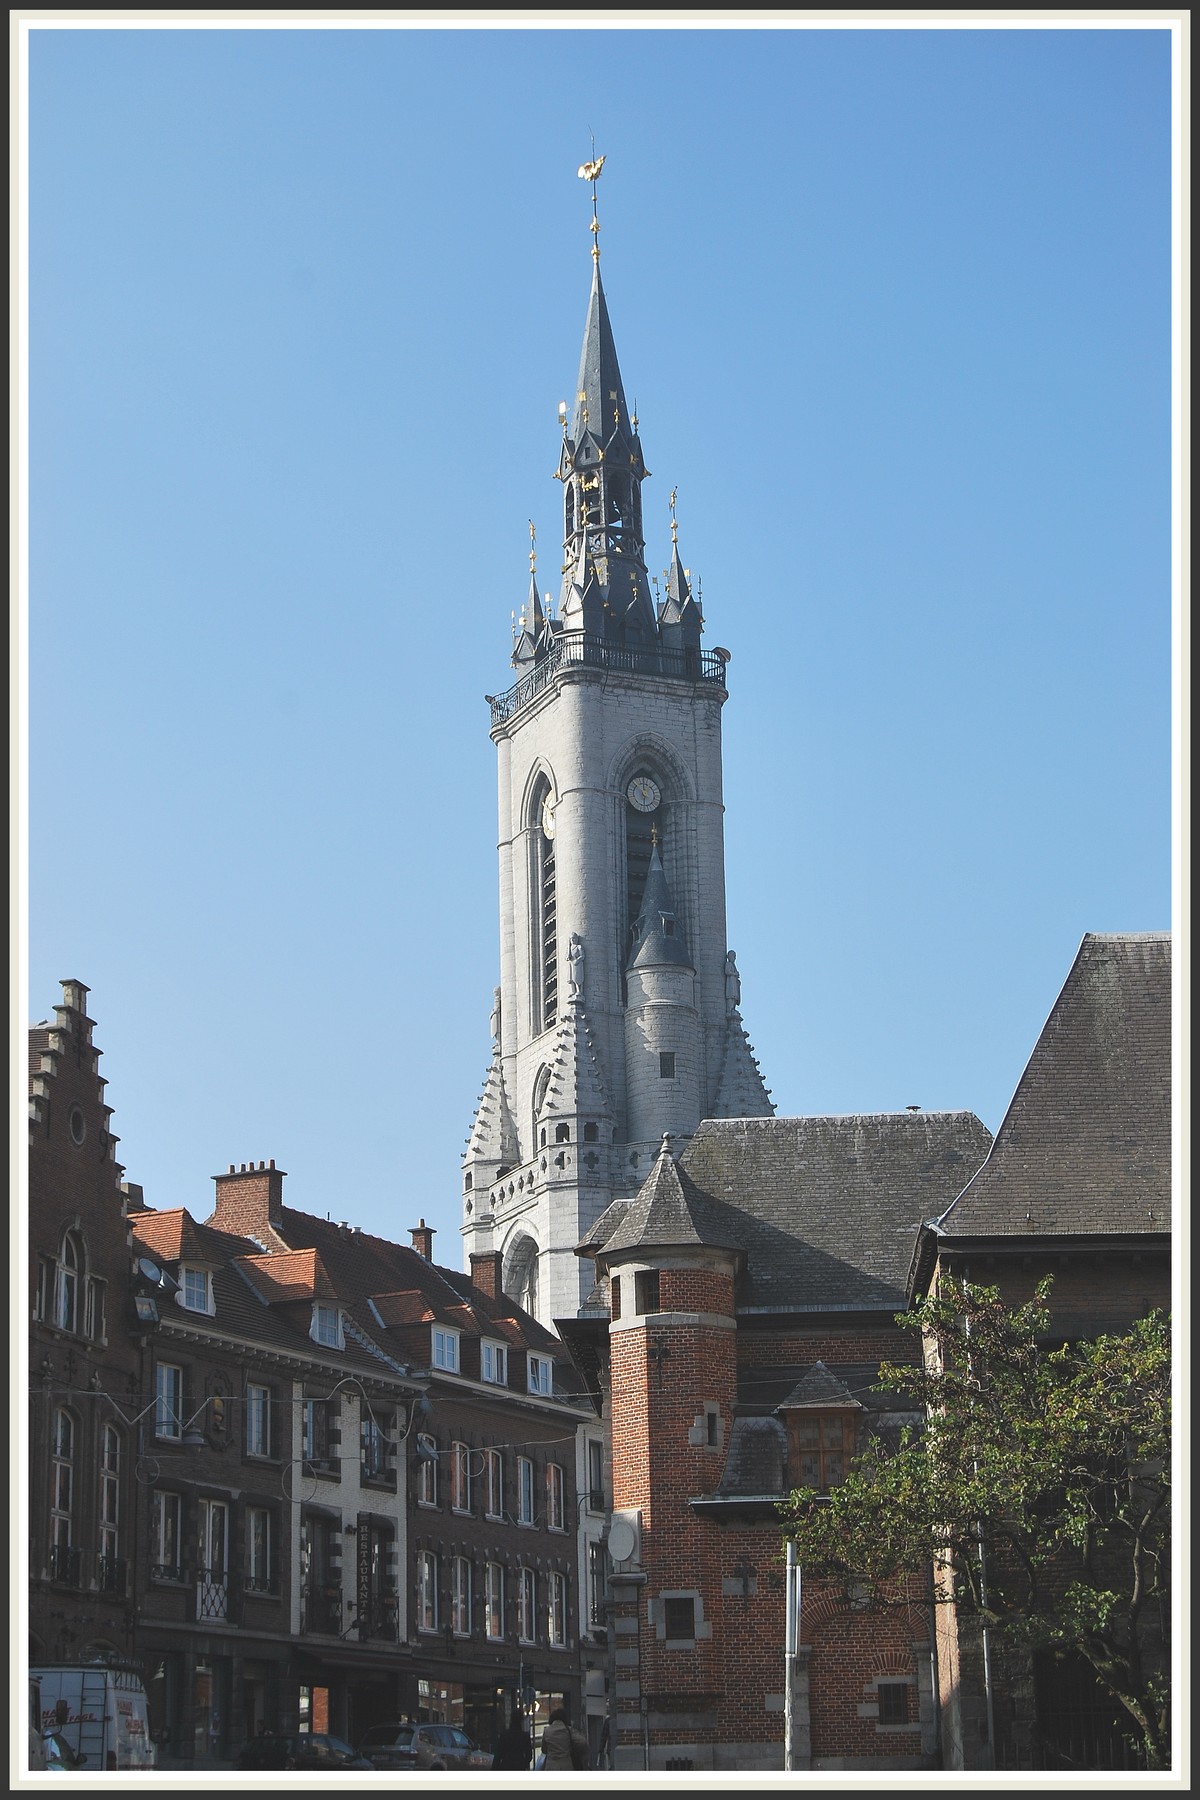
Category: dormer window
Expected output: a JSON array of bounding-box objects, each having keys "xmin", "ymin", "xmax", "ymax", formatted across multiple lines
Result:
[
  {"xmin": 311, "ymin": 1303, "xmax": 342, "ymax": 1348},
  {"xmin": 179, "ymin": 1266, "xmax": 214, "ymax": 1315},
  {"xmin": 527, "ymin": 1354, "xmax": 553, "ymax": 1397},
  {"xmin": 481, "ymin": 1340, "xmax": 508, "ymax": 1386},
  {"xmin": 794, "ymin": 1413, "xmax": 856, "ymax": 1493},
  {"xmin": 433, "ymin": 1327, "xmax": 460, "ymax": 1373}
]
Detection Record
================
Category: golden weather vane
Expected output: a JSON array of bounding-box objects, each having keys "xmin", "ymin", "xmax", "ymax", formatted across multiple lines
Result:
[{"xmin": 577, "ymin": 145, "xmax": 605, "ymax": 260}]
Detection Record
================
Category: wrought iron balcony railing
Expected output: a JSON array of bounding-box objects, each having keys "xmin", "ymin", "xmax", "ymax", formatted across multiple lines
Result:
[
  {"xmin": 48, "ymin": 1544, "xmax": 82, "ymax": 1586},
  {"xmin": 97, "ymin": 1554, "xmax": 127, "ymax": 1595},
  {"xmin": 301, "ymin": 1582, "xmax": 342, "ymax": 1635},
  {"xmin": 489, "ymin": 635, "xmax": 727, "ymax": 727}
]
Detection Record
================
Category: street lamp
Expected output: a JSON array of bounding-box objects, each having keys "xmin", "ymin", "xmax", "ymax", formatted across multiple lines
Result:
[{"xmin": 783, "ymin": 1542, "xmax": 801, "ymax": 1773}]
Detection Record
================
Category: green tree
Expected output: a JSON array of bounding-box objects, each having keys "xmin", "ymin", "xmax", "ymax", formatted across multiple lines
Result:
[{"xmin": 778, "ymin": 1276, "xmax": 1170, "ymax": 1768}]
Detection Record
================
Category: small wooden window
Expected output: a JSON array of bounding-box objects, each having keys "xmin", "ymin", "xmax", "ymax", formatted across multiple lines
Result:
[{"xmin": 794, "ymin": 1413, "xmax": 856, "ymax": 1492}]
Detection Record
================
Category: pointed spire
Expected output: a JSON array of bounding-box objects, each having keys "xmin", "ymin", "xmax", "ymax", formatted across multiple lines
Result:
[
  {"xmin": 512, "ymin": 568, "xmax": 545, "ymax": 668},
  {"xmin": 627, "ymin": 840, "xmax": 693, "ymax": 970},
  {"xmin": 712, "ymin": 1010, "xmax": 775, "ymax": 1119},
  {"xmin": 534, "ymin": 987, "xmax": 614, "ymax": 1129},
  {"xmin": 465, "ymin": 1043, "xmax": 520, "ymax": 1170},
  {"xmin": 601, "ymin": 1135, "xmax": 743, "ymax": 1258},
  {"xmin": 570, "ymin": 261, "xmax": 632, "ymax": 447}
]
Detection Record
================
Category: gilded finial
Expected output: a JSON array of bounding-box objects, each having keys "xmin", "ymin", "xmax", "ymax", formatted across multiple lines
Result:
[
  {"xmin": 651, "ymin": 822, "xmax": 659, "ymax": 849},
  {"xmin": 528, "ymin": 520, "xmax": 536, "ymax": 574},
  {"xmin": 669, "ymin": 486, "xmax": 679, "ymax": 544},
  {"xmin": 577, "ymin": 142, "xmax": 605, "ymax": 261}
]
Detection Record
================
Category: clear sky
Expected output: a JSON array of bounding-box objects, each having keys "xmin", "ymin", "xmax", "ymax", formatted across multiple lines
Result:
[{"xmin": 19, "ymin": 18, "xmax": 1179, "ymax": 1268}]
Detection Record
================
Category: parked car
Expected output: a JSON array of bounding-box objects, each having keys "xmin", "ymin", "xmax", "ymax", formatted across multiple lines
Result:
[
  {"xmin": 237, "ymin": 1731, "xmax": 374, "ymax": 1771},
  {"xmin": 358, "ymin": 1721, "xmax": 493, "ymax": 1771}
]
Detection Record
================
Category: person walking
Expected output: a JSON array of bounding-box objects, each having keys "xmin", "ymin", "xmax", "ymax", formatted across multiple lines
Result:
[
  {"xmin": 539, "ymin": 1705, "xmax": 587, "ymax": 1772},
  {"xmin": 492, "ymin": 1709, "xmax": 533, "ymax": 1770}
]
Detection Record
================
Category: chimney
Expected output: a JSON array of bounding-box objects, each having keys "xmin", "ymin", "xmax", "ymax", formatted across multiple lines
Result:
[
  {"xmin": 470, "ymin": 1250, "xmax": 505, "ymax": 1301},
  {"xmin": 209, "ymin": 1159, "xmax": 286, "ymax": 1236},
  {"xmin": 410, "ymin": 1218, "xmax": 435, "ymax": 1260}
]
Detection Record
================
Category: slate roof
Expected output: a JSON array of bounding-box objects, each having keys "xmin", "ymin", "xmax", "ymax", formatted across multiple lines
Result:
[
  {"xmin": 600, "ymin": 1138, "xmax": 743, "ymax": 1259},
  {"xmin": 936, "ymin": 933, "xmax": 1171, "ymax": 1241},
  {"xmin": 588, "ymin": 1111, "xmax": 992, "ymax": 1313}
]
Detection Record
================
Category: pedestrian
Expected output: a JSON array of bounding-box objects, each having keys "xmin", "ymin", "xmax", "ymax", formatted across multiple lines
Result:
[
  {"xmin": 539, "ymin": 1705, "xmax": 587, "ymax": 1772},
  {"xmin": 492, "ymin": 1708, "xmax": 532, "ymax": 1770}
]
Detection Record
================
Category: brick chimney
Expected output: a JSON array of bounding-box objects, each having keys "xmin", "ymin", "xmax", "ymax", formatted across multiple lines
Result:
[
  {"xmin": 410, "ymin": 1218, "xmax": 435, "ymax": 1260},
  {"xmin": 470, "ymin": 1250, "xmax": 505, "ymax": 1300},
  {"xmin": 209, "ymin": 1160, "xmax": 286, "ymax": 1238}
]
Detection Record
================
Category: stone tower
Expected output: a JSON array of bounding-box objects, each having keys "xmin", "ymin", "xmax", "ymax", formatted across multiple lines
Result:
[{"xmin": 462, "ymin": 180, "xmax": 772, "ymax": 1326}]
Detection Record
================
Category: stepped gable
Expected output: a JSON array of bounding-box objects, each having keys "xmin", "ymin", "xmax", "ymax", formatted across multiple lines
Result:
[
  {"xmin": 27, "ymin": 980, "xmax": 123, "ymax": 1179},
  {"xmin": 676, "ymin": 1111, "xmax": 994, "ymax": 1313},
  {"xmin": 465, "ymin": 1046, "xmax": 520, "ymax": 1166},
  {"xmin": 535, "ymin": 994, "xmax": 614, "ymax": 1126},
  {"xmin": 937, "ymin": 932, "xmax": 1171, "ymax": 1241},
  {"xmin": 712, "ymin": 1011, "xmax": 775, "ymax": 1119}
]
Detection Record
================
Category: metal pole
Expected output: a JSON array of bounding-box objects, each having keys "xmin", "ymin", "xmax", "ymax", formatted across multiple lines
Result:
[{"xmin": 784, "ymin": 1542, "xmax": 797, "ymax": 1772}]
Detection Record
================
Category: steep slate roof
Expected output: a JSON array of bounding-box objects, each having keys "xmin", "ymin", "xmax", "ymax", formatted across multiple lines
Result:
[
  {"xmin": 776, "ymin": 1361, "xmax": 862, "ymax": 1412},
  {"xmin": 937, "ymin": 933, "xmax": 1171, "ymax": 1241},
  {"xmin": 601, "ymin": 1138, "xmax": 744, "ymax": 1259},
  {"xmin": 670, "ymin": 1112, "xmax": 994, "ymax": 1312}
]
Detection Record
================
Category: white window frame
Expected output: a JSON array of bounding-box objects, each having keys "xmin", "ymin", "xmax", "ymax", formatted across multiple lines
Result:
[
  {"xmin": 517, "ymin": 1456, "xmax": 536, "ymax": 1526},
  {"xmin": 179, "ymin": 1264, "xmax": 214, "ymax": 1315},
  {"xmin": 54, "ymin": 1232, "xmax": 83, "ymax": 1333},
  {"xmin": 99, "ymin": 1424, "xmax": 120, "ymax": 1566},
  {"xmin": 311, "ymin": 1302, "xmax": 342, "ymax": 1348},
  {"xmin": 432, "ymin": 1327, "xmax": 460, "ymax": 1373},
  {"xmin": 481, "ymin": 1339, "xmax": 508, "ymax": 1385},
  {"xmin": 546, "ymin": 1461, "xmax": 565, "ymax": 1531},
  {"xmin": 245, "ymin": 1383, "xmax": 271, "ymax": 1458},
  {"xmin": 361, "ymin": 1411, "xmax": 390, "ymax": 1483},
  {"xmin": 548, "ymin": 1570, "xmax": 567, "ymax": 1647},
  {"xmin": 417, "ymin": 1435, "xmax": 439, "ymax": 1506},
  {"xmin": 50, "ymin": 1407, "xmax": 74, "ymax": 1559},
  {"xmin": 417, "ymin": 1549, "xmax": 439, "ymax": 1632},
  {"xmin": 484, "ymin": 1448, "xmax": 504, "ymax": 1520},
  {"xmin": 247, "ymin": 1506, "xmax": 272, "ymax": 1592},
  {"xmin": 518, "ymin": 1566, "xmax": 536, "ymax": 1644},
  {"xmin": 527, "ymin": 1353, "xmax": 553, "ymax": 1396},
  {"xmin": 485, "ymin": 1561, "xmax": 504, "ymax": 1641},
  {"xmin": 451, "ymin": 1554, "xmax": 471, "ymax": 1635},
  {"xmin": 151, "ymin": 1488, "xmax": 182, "ymax": 1579},
  {"xmin": 451, "ymin": 1441, "xmax": 471, "ymax": 1513},
  {"xmin": 155, "ymin": 1362, "xmax": 183, "ymax": 1440}
]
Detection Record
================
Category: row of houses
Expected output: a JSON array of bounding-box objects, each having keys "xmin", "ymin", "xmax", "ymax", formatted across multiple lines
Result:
[
  {"xmin": 26, "ymin": 927, "xmax": 1173, "ymax": 1773},
  {"xmin": 27, "ymin": 979, "xmax": 607, "ymax": 1767}
]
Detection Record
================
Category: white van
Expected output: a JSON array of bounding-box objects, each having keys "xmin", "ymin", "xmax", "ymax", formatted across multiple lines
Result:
[{"xmin": 30, "ymin": 1663, "xmax": 156, "ymax": 1771}]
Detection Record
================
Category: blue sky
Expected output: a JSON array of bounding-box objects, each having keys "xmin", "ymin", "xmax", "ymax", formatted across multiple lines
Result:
[{"xmin": 20, "ymin": 19, "xmax": 1178, "ymax": 1264}]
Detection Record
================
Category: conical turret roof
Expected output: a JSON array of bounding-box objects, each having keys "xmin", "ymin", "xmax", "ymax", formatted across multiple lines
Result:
[
  {"xmin": 627, "ymin": 842, "xmax": 693, "ymax": 970},
  {"xmin": 570, "ymin": 262, "xmax": 632, "ymax": 447},
  {"xmin": 601, "ymin": 1136, "xmax": 743, "ymax": 1260}
]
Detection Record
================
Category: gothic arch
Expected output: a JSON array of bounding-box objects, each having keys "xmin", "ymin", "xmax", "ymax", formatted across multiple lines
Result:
[
  {"xmin": 504, "ymin": 1232, "xmax": 540, "ymax": 1321},
  {"xmin": 609, "ymin": 732, "xmax": 697, "ymax": 805}
]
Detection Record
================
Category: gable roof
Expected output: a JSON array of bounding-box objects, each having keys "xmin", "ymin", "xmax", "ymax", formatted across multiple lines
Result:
[{"xmin": 937, "ymin": 933, "xmax": 1171, "ymax": 1242}]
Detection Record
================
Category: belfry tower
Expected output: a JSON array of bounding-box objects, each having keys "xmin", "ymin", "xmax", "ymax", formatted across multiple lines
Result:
[{"xmin": 462, "ymin": 163, "xmax": 773, "ymax": 1326}]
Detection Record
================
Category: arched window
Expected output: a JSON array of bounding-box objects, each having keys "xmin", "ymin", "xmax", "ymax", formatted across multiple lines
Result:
[
  {"xmin": 49, "ymin": 1408, "xmax": 77, "ymax": 1583},
  {"xmin": 55, "ymin": 1230, "xmax": 84, "ymax": 1333},
  {"xmin": 506, "ymin": 1236, "xmax": 539, "ymax": 1320},
  {"xmin": 532, "ymin": 1065, "xmax": 551, "ymax": 1150},
  {"xmin": 624, "ymin": 771, "xmax": 662, "ymax": 951},
  {"xmin": 530, "ymin": 776, "xmax": 558, "ymax": 1032}
]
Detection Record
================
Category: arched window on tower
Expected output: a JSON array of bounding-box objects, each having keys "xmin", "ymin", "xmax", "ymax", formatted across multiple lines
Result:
[
  {"xmin": 506, "ymin": 1236, "xmax": 540, "ymax": 1321},
  {"xmin": 532, "ymin": 1065, "xmax": 552, "ymax": 1150},
  {"xmin": 530, "ymin": 777, "xmax": 558, "ymax": 1033},
  {"xmin": 624, "ymin": 771, "xmax": 663, "ymax": 955}
]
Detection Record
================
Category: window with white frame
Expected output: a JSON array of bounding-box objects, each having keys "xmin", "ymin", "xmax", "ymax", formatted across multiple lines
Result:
[
  {"xmin": 155, "ymin": 1362, "xmax": 183, "ymax": 1439},
  {"xmin": 481, "ymin": 1339, "xmax": 508, "ymax": 1385},
  {"xmin": 245, "ymin": 1383, "xmax": 271, "ymax": 1458},
  {"xmin": 485, "ymin": 1561, "xmax": 504, "ymax": 1640},
  {"xmin": 311, "ymin": 1302, "xmax": 342, "ymax": 1348},
  {"xmin": 416, "ymin": 1435, "xmax": 439, "ymax": 1506},
  {"xmin": 54, "ymin": 1231, "xmax": 84, "ymax": 1333},
  {"xmin": 517, "ymin": 1456, "xmax": 536, "ymax": 1525},
  {"xmin": 451, "ymin": 1442, "xmax": 471, "ymax": 1512},
  {"xmin": 247, "ymin": 1506, "xmax": 273, "ymax": 1592},
  {"xmin": 98, "ymin": 1424, "xmax": 120, "ymax": 1577},
  {"xmin": 417, "ymin": 1549, "xmax": 439, "ymax": 1631},
  {"xmin": 85, "ymin": 1276, "xmax": 106, "ymax": 1342},
  {"xmin": 451, "ymin": 1555, "xmax": 471, "ymax": 1635},
  {"xmin": 548, "ymin": 1570, "xmax": 567, "ymax": 1647},
  {"xmin": 484, "ymin": 1448, "xmax": 504, "ymax": 1519},
  {"xmin": 432, "ymin": 1327, "xmax": 460, "ymax": 1373},
  {"xmin": 518, "ymin": 1566, "xmax": 536, "ymax": 1643},
  {"xmin": 49, "ymin": 1407, "xmax": 74, "ymax": 1571},
  {"xmin": 179, "ymin": 1265, "xmax": 214, "ymax": 1314},
  {"xmin": 546, "ymin": 1462, "xmax": 565, "ymax": 1531},
  {"xmin": 151, "ymin": 1489, "xmax": 182, "ymax": 1581},
  {"xmin": 527, "ymin": 1354, "xmax": 553, "ymax": 1396}
]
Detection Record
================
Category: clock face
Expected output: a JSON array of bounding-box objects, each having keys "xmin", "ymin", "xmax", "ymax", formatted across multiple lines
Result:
[
  {"xmin": 627, "ymin": 774, "xmax": 661, "ymax": 813},
  {"xmin": 541, "ymin": 795, "xmax": 557, "ymax": 838}
]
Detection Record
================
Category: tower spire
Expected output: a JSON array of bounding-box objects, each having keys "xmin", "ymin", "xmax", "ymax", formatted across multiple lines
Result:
[{"xmin": 577, "ymin": 147, "xmax": 606, "ymax": 263}]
